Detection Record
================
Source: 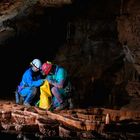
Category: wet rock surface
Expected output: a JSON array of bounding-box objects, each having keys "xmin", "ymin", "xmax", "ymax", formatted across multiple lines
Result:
[{"xmin": 0, "ymin": 100, "xmax": 140, "ymax": 139}]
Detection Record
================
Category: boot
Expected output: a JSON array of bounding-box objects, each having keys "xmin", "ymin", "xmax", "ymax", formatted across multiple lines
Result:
[
  {"xmin": 15, "ymin": 91, "xmax": 20, "ymax": 104},
  {"xmin": 19, "ymin": 96, "xmax": 24, "ymax": 105},
  {"xmin": 55, "ymin": 100, "xmax": 68, "ymax": 111},
  {"xmin": 68, "ymin": 98, "xmax": 74, "ymax": 109}
]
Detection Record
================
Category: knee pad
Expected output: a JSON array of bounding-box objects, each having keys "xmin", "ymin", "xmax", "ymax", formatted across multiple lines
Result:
[{"xmin": 51, "ymin": 87, "xmax": 58, "ymax": 94}]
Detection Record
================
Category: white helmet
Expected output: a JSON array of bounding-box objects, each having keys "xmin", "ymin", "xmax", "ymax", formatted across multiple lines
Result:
[{"xmin": 30, "ymin": 59, "xmax": 42, "ymax": 69}]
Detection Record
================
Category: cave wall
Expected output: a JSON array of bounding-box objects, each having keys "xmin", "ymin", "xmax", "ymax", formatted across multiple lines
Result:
[
  {"xmin": 54, "ymin": 0, "xmax": 140, "ymax": 108},
  {"xmin": 54, "ymin": 0, "xmax": 126, "ymax": 108},
  {"xmin": 117, "ymin": 0, "xmax": 140, "ymax": 48},
  {"xmin": 49, "ymin": 0, "xmax": 140, "ymax": 108}
]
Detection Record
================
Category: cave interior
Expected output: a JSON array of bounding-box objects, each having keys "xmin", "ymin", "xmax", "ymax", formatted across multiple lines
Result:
[{"xmin": 0, "ymin": 0, "xmax": 140, "ymax": 110}]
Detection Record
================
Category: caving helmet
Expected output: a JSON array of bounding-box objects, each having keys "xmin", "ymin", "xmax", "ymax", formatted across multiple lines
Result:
[
  {"xmin": 30, "ymin": 59, "xmax": 42, "ymax": 70},
  {"xmin": 41, "ymin": 61, "xmax": 52, "ymax": 75}
]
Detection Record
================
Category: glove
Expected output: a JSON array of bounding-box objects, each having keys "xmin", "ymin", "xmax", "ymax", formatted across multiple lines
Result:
[
  {"xmin": 43, "ymin": 79, "xmax": 47, "ymax": 82},
  {"xmin": 47, "ymin": 79, "xmax": 52, "ymax": 84},
  {"xmin": 46, "ymin": 78, "xmax": 53, "ymax": 85}
]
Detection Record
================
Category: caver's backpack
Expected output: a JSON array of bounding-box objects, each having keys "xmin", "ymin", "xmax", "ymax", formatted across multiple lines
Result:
[{"xmin": 37, "ymin": 80, "xmax": 52, "ymax": 110}]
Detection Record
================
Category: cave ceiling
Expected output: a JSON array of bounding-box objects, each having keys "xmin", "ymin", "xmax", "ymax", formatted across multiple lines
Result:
[{"xmin": 0, "ymin": 0, "xmax": 72, "ymax": 25}]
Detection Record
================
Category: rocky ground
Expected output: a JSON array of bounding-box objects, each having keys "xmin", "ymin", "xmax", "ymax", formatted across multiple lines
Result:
[{"xmin": 0, "ymin": 99, "xmax": 140, "ymax": 139}]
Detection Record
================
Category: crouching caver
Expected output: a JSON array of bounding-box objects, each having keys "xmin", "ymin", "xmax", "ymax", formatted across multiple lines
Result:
[
  {"xmin": 16, "ymin": 59, "xmax": 44, "ymax": 107},
  {"xmin": 41, "ymin": 61, "xmax": 74, "ymax": 110}
]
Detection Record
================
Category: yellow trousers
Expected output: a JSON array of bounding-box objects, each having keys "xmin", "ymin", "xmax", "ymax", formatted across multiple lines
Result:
[{"xmin": 39, "ymin": 80, "xmax": 52, "ymax": 110}]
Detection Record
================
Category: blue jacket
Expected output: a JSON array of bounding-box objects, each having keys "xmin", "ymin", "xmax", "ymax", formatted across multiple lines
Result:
[{"xmin": 18, "ymin": 67, "xmax": 43, "ymax": 89}]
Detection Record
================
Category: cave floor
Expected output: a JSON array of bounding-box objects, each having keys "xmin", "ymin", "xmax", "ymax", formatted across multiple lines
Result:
[{"xmin": 0, "ymin": 99, "xmax": 140, "ymax": 139}]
